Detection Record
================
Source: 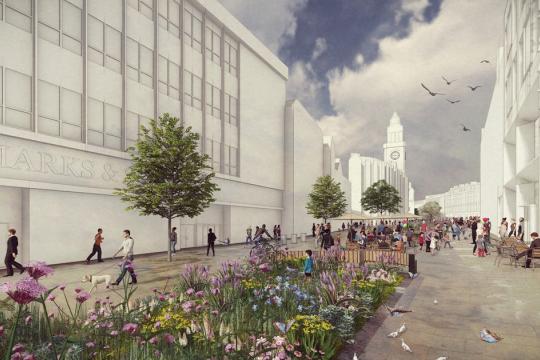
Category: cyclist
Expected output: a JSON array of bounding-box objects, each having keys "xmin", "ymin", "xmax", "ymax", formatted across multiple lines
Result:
[{"xmin": 253, "ymin": 224, "xmax": 273, "ymax": 243}]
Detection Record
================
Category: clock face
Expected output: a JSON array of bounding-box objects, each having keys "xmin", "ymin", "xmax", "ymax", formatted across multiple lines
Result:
[{"xmin": 390, "ymin": 151, "xmax": 400, "ymax": 160}]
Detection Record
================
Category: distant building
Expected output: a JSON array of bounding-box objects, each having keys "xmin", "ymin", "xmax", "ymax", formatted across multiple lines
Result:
[{"xmin": 418, "ymin": 182, "xmax": 480, "ymax": 218}]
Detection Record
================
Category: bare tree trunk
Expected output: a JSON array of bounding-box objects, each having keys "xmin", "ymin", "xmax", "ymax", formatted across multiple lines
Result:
[{"xmin": 167, "ymin": 216, "xmax": 172, "ymax": 262}]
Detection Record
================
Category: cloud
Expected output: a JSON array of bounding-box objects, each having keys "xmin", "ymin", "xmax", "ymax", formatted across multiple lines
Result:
[
  {"xmin": 311, "ymin": 37, "xmax": 327, "ymax": 60},
  {"xmin": 320, "ymin": 0, "xmax": 505, "ymax": 198},
  {"xmin": 287, "ymin": 61, "xmax": 325, "ymax": 117},
  {"xmin": 219, "ymin": 0, "xmax": 307, "ymax": 54}
]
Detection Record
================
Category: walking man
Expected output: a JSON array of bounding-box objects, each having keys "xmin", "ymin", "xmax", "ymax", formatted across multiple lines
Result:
[
  {"xmin": 170, "ymin": 227, "xmax": 178, "ymax": 255},
  {"xmin": 112, "ymin": 230, "xmax": 137, "ymax": 285},
  {"xmin": 245, "ymin": 226, "xmax": 252, "ymax": 245},
  {"xmin": 207, "ymin": 228, "xmax": 216, "ymax": 256},
  {"xmin": 86, "ymin": 228, "xmax": 104, "ymax": 264},
  {"xmin": 4, "ymin": 228, "xmax": 25, "ymax": 277}
]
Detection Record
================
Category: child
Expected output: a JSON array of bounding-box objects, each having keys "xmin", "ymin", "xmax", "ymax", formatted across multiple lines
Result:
[
  {"xmin": 476, "ymin": 233, "xmax": 486, "ymax": 257},
  {"xmin": 304, "ymin": 250, "xmax": 314, "ymax": 277},
  {"xmin": 418, "ymin": 232, "xmax": 425, "ymax": 250},
  {"xmin": 443, "ymin": 233, "xmax": 453, "ymax": 248}
]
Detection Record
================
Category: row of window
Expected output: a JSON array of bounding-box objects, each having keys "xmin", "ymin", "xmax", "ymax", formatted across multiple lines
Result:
[
  {"xmin": 159, "ymin": 57, "xmax": 181, "ymax": 100},
  {"xmin": 0, "ymin": 0, "xmax": 32, "ymax": 33},
  {"xmin": 38, "ymin": 0, "xmax": 83, "ymax": 56},
  {"xmin": 88, "ymin": 15, "xmax": 122, "ymax": 73},
  {"xmin": 127, "ymin": 38, "xmax": 154, "ymax": 87},
  {"xmin": 205, "ymin": 139, "xmax": 238, "ymax": 176},
  {"xmin": 158, "ymin": 0, "xmax": 181, "ymax": 37},
  {"xmin": 0, "ymin": 67, "xmax": 32, "ymax": 131}
]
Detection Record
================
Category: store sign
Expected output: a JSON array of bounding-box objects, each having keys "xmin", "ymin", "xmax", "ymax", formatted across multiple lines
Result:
[{"xmin": 0, "ymin": 135, "xmax": 129, "ymax": 189}]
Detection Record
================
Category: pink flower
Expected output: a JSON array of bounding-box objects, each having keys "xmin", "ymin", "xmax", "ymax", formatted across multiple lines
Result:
[
  {"xmin": 75, "ymin": 291, "xmax": 91, "ymax": 304},
  {"xmin": 277, "ymin": 351, "xmax": 287, "ymax": 359},
  {"xmin": 186, "ymin": 288, "xmax": 195, "ymax": 296},
  {"xmin": 294, "ymin": 351, "xmax": 302, "ymax": 358},
  {"xmin": 122, "ymin": 323, "xmax": 138, "ymax": 334},
  {"xmin": 224, "ymin": 343, "xmax": 235, "ymax": 353},
  {"xmin": 12, "ymin": 343, "xmax": 25, "ymax": 353},
  {"xmin": 195, "ymin": 291, "xmax": 204, "ymax": 298},
  {"xmin": 85, "ymin": 342, "xmax": 95, "ymax": 348},
  {"xmin": 47, "ymin": 294, "xmax": 55, "ymax": 302},
  {"xmin": 25, "ymin": 316, "xmax": 32, "ymax": 325},
  {"xmin": 26, "ymin": 261, "xmax": 54, "ymax": 280},
  {"xmin": 211, "ymin": 310, "xmax": 219, "ymax": 316},
  {"xmin": 181, "ymin": 301, "xmax": 194, "ymax": 313},
  {"xmin": 152, "ymin": 288, "xmax": 158, "ymax": 293},
  {"xmin": 154, "ymin": 350, "xmax": 161, "ymax": 357},
  {"xmin": 110, "ymin": 330, "xmax": 119, "ymax": 336},
  {"xmin": 23, "ymin": 353, "xmax": 36, "ymax": 360},
  {"xmin": 211, "ymin": 288, "xmax": 220, "ymax": 295},
  {"xmin": 163, "ymin": 333, "xmax": 175, "ymax": 344},
  {"xmin": 1, "ymin": 277, "xmax": 46, "ymax": 304},
  {"xmin": 74, "ymin": 288, "xmax": 82, "ymax": 294},
  {"xmin": 258, "ymin": 263, "xmax": 271, "ymax": 272},
  {"xmin": 59, "ymin": 284, "xmax": 66, "ymax": 291},
  {"xmin": 149, "ymin": 336, "xmax": 158, "ymax": 345},
  {"xmin": 286, "ymin": 344, "xmax": 294, "ymax": 352},
  {"xmin": 158, "ymin": 294, "xmax": 165, "ymax": 302},
  {"xmin": 154, "ymin": 321, "xmax": 161, "ymax": 329},
  {"xmin": 0, "ymin": 325, "xmax": 4, "ymax": 337}
]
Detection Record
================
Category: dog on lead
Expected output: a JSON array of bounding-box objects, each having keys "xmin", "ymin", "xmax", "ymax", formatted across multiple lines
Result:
[{"xmin": 82, "ymin": 274, "xmax": 112, "ymax": 292}]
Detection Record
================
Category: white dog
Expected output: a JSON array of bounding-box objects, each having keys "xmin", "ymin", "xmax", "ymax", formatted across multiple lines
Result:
[{"xmin": 82, "ymin": 274, "xmax": 112, "ymax": 292}]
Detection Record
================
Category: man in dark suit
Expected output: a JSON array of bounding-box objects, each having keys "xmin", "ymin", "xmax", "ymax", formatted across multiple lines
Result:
[
  {"xmin": 4, "ymin": 228, "xmax": 25, "ymax": 277},
  {"xmin": 206, "ymin": 228, "xmax": 216, "ymax": 256}
]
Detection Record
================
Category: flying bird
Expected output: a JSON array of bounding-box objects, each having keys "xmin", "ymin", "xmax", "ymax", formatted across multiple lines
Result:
[
  {"xmin": 441, "ymin": 76, "xmax": 456, "ymax": 85},
  {"xmin": 447, "ymin": 99, "xmax": 461, "ymax": 104},
  {"xmin": 480, "ymin": 59, "xmax": 490, "ymax": 63},
  {"xmin": 468, "ymin": 85, "xmax": 482, "ymax": 91},
  {"xmin": 460, "ymin": 124, "xmax": 471, "ymax": 132},
  {"xmin": 401, "ymin": 338, "xmax": 412, "ymax": 353},
  {"xmin": 421, "ymin": 83, "xmax": 445, "ymax": 96},
  {"xmin": 398, "ymin": 323, "xmax": 407, "ymax": 334},
  {"xmin": 384, "ymin": 304, "xmax": 413, "ymax": 316}
]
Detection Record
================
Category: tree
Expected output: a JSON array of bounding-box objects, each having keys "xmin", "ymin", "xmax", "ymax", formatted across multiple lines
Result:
[
  {"xmin": 419, "ymin": 201, "xmax": 442, "ymax": 222},
  {"xmin": 361, "ymin": 180, "xmax": 401, "ymax": 215},
  {"xmin": 306, "ymin": 175, "xmax": 347, "ymax": 223},
  {"xmin": 115, "ymin": 113, "xmax": 219, "ymax": 262}
]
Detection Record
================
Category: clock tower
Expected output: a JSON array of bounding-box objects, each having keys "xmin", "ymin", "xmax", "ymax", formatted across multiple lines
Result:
[{"xmin": 383, "ymin": 112, "xmax": 406, "ymax": 172}]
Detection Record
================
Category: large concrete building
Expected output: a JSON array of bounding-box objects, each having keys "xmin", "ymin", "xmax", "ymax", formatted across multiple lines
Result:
[
  {"xmin": 0, "ymin": 0, "xmax": 349, "ymax": 265},
  {"xmin": 349, "ymin": 112, "xmax": 413, "ymax": 214},
  {"xmin": 481, "ymin": 0, "xmax": 540, "ymax": 240},
  {"xmin": 416, "ymin": 182, "xmax": 480, "ymax": 218}
]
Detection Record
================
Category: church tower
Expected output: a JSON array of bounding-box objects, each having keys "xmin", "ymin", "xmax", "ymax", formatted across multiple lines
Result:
[{"xmin": 383, "ymin": 112, "xmax": 406, "ymax": 173}]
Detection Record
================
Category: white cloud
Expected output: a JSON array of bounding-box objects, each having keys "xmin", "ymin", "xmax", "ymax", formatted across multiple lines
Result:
[
  {"xmin": 287, "ymin": 61, "xmax": 325, "ymax": 116},
  {"xmin": 398, "ymin": 0, "xmax": 430, "ymax": 22},
  {"xmin": 311, "ymin": 37, "xmax": 328, "ymax": 60},
  {"xmin": 219, "ymin": 0, "xmax": 307, "ymax": 54},
  {"xmin": 320, "ymin": 0, "xmax": 505, "ymax": 197}
]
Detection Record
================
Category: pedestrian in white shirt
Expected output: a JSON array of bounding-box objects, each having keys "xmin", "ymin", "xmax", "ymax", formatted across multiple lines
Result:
[{"xmin": 112, "ymin": 230, "xmax": 137, "ymax": 285}]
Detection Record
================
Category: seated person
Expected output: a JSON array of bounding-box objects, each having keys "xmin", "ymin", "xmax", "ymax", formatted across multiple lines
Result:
[
  {"xmin": 378, "ymin": 239, "xmax": 390, "ymax": 249},
  {"xmin": 515, "ymin": 232, "xmax": 540, "ymax": 268},
  {"xmin": 394, "ymin": 239, "xmax": 404, "ymax": 252}
]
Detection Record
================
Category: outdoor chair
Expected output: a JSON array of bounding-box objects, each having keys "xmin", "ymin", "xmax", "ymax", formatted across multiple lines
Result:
[{"xmin": 526, "ymin": 249, "xmax": 540, "ymax": 271}]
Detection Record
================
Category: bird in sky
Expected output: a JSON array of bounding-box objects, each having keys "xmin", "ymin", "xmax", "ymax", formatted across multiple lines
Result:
[
  {"xmin": 421, "ymin": 83, "xmax": 445, "ymax": 96},
  {"xmin": 447, "ymin": 99, "xmax": 461, "ymax": 104},
  {"xmin": 441, "ymin": 76, "xmax": 456, "ymax": 85},
  {"xmin": 460, "ymin": 124, "xmax": 471, "ymax": 132},
  {"xmin": 401, "ymin": 338, "xmax": 412, "ymax": 353},
  {"xmin": 468, "ymin": 85, "xmax": 482, "ymax": 91},
  {"xmin": 480, "ymin": 59, "xmax": 490, "ymax": 63}
]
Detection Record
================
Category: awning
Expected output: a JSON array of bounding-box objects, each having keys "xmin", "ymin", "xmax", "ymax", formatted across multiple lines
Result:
[{"xmin": 331, "ymin": 212, "xmax": 421, "ymax": 221}]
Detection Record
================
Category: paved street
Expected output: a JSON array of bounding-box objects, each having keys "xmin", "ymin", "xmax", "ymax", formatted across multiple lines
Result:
[{"xmin": 340, "ymin": 240, "xmax": 540, "ymax": 360}]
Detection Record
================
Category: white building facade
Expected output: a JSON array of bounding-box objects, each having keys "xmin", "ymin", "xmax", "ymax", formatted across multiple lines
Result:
[
  {"xmin": 0, "ymin": 0, "xmax": 348, "ymax": 265},
  {"xmin": 349, "ymin": 112, "xmax": 413, "ymax": 214},
  {"xmin": 481, "ymin": 0, "xmax": 540, "ymax": 240},
  {"xmin": 418, "ymin": 182, "xmax": 480, "ymax": 218}
]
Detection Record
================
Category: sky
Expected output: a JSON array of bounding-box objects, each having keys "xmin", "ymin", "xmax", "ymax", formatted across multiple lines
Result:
[{"xmin": 219, "ymin": 0, "xmax": 506, "ymax": 199}]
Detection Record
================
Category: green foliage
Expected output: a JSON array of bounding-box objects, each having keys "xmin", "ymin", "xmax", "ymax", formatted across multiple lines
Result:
[
  {"xmin": 361, "ymin": 180, "xmax": 401, "ymax": 215},
  {"xmin": 115, "ymin": 113, "xmax": 219, "ymax": 221},
  {"xmin": 306, "ymin": 175, "xmax": 348, "ymax": 222},
  {"xmin": 420, "ymin": 201, "xmax": 442, "ymax": 221}
]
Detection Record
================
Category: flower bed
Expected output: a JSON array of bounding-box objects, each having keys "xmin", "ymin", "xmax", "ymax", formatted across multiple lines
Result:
[{"xmin": 0, "ymin": 246, "xmax": 402, "ymax": 359}]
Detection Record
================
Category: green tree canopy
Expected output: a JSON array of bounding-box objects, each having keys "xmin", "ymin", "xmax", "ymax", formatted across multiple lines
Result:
[
  {"xmin": 361, "ymin": 180, "xmax": 401, "ymax": 215},
  {"xmin": 306, "ymin": 175, "xmax": 348, "ymax": 223},
  {"xmin": 115, "ymin": 113, "xmax": 219, "ymax": 261},
  {"xmin": 419, "ymin": 201, "xmax": 442, "ymax": 222}
]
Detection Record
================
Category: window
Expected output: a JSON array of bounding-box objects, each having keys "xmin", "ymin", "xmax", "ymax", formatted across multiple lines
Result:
[
  {"xmin": 127, "ymin": 37, "xmax": 154, "ymax": 87},
  {"xmin": 222, "ymin": 144, "xmax": 238, "ymax": 176},
  {"xmin": 37, "ymin": 0, "xmax": 82, "ymax": 55},
  {"xmin": 205, "ymin": 25, "xmax": 221, "ymax": 64},
  {"xmin": 224, "ymin": 93, "xmax": 237, "ymax": 126},
  {"xmin": 158, "ymin": 0, "xmax": 180, "ymax": 37},
  {"xmin": 88, "ymin": 16, "xmax": 121, "ymax": 72},
  {"xmin": 87, "ymin": 98, "xmax": 122, "ymax": 150},
  {"xmin": 224, "ymin": 38, "xmax": 238, "ymax": 76},
  {"xmin": 126, "ymin": 111, "xmax": 151, "ymax": 148},
  {"xmin": 62, "ymin": 0, "xmax": 82, "ymax": 54},
  {"xmin": 128, "ymin": 0, "xmax": 153, "ymax": 21},
  {"xmin": 4, "ymin": 69, "xmax": 32, "ymax": 130},
  {"xmin": 205, "ymin": 83, "xmax": 221, "ymax": 118},
  {"xmin": 183, "ymin": 70, "xmax": 202, "ymax": 109},
  {"xmin": 205, "ymin": 138, "xmax": 220, "ymax": 172},
  {"xmin": 5, "ymin": 0, "xmax": 32, "ymax": 33},
  {"xmin": 183, "ymin": 6, "xmax": 202, "ymax": 52},
  {"xmin": 158, "ymin": 56, "xmax": 180, "ymax": 99}
]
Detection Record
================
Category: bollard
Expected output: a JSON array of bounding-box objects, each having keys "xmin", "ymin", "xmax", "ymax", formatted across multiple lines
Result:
[
  {"xmin": 408, "ymin": 254, "xmax": 417, "ymax": 274},
  {"xmin": 300, "ymin": 233, "xmax": 306, "ymax": 242},
  {"xmin": 291, "ymin": 234, "xmax": 297, "ymax": 244}
]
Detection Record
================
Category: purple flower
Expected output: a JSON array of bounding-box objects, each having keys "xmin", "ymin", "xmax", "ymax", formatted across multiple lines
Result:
[
  {"xmin": 195, "ymin": 291, "xmax": 204, "ymax": 298},
  {"xmin": 74, "ymin": 288, "xmax": 82, "ymax": 294},
  {"xmin": 258, "ymin": 263, "xmax": 271, "ymax": 273},
  {"xmin": 0, "ymin": 325, "xmax": 4, "ymax": 337},
  {"xmin": 1, "ymin": 277, "xmax": 46, "ymax": 304},
  {"xmin": 59, "ymin": 284, "xmax": 66, "ymax": 291},
  {"xmin": 225, "ymin": 343, "xmax": 235, "ymax": 353},
  {"xmin": 158, "ymin": 294, "xmax": 166, "ymax": 302},
  {"xmin": 12, "ymin": 343, "xmax": 25, "ymax": 353},
  {"xmin": 85, "ymin": 342, "xmax": 95, "ymax": 348},
  {"xmin": 47, "ymin": 294, "xmax": 56, "ymax": 302},
  {"xmin": 122, "ymin": 323, "xmax": 138, "ymax": 334},
  {"xmin": 75, "ymin": 291, "xmax": 91, "ymax": 304},
  {"xmin": 26, "ymin": 261, "xmax": 54, "ymax": 280},
  {"xmin": 186, "ymin": 288, "xmax": 195, "ymax": 296},
  {"xmin": 211, "ymin": 288, "xmax": 220, "ymax": 295},
  {"xmin": 110, "ymin": 330, "xmax": 119, "ymax": 336},
  {"xmin": 23, "ymin": 353, "xmax": 36, "ymax": 360},
  {"xmin": 181, "ymin": 301, "xmax": 194, "ymax": 313},
  {"xmin": 149, "ymin": 336, "xmax": 158, "ymax": 345},
  {"xmin": 164, "ymin": 333, "xmax": 175, "ymax": 344}
]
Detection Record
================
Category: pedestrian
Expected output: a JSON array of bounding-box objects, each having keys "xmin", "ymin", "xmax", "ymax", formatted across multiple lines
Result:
[
  {"xmin": 320, "ymin": 223, "xmax": 334, "ymax": 250},
  {"xmin": 86, "ymin": 228, "xmax": 104, "ymax": 264},
  {"xmin": 170, "ymin": 227, "xmax": 178, "ymax": 255},
  {"xmin": 207, "ymin": 228, "xmax": 216, "ymax": 256},
  {"xmin": 499, "ymin": 218, "xmax": 508, "ymax": 241},
  {"xmin": 425, "ymin": 231, "xmax": 432, "ymax": 253},
  {"xmin": 304, "ymin": 249, "xmax": 314, "ymax": 278},
  {"xmin": 517, "ymin": 217, "xmax": 525, "ymax": 242},
  {"xmin": 475, "ymin": 230, "xmax": 486, "ymax": 257},
  {"xmin": 273, "ymin": 225, "xmax": 277, "ymax": 239},
  {"xmin": 421, "ymin": 220, "xmax": 428, "ymax": 233},
  {"xmin": 418, "ymin": 232, "xmax": 425, "ymax": 251},
  {"xmin": 112, "ymin": 230, "xmax": 137, "ymax": 285},
  {"xmin": 312, "ymin": 223, "xmax": 316, "ymax": 237},
  {"xmin": 508, "ymin": 220, "xmax": 517, "ymax": 237},
  {"xmin": 246, "ymin": 226, "xmax": 253, "ymax": 245},
  {"xmin": 342, "ymin": 222, "xmax": 346, "ymax": 231},
  {"xmin": 471, "ymin": 219, "xmax": 478, "ymax": 248},
  {"xmin": 483, "ymin": 218, "xmax": 491, "ymax": 254},
  {"xmin": 406, "ymin": 227, "xmax": 414, "ymax": 248},
  {"xmin": 4, "ymin": 228, "xmax": 25, "ymax": 277},
  {"xmin": 443, "ymin": 233, "xmax": 453, "ymax": 248},
  {"xmin": 451, "ymin": 222, "xmax": 461, "ymax": 241},
  {"xmin": 276, "ymin": 225, "xmax": 281, "ymax": 239},
  {"xmin": 430, "ymin": 232, "xmax": 438, "ymax": 255}
]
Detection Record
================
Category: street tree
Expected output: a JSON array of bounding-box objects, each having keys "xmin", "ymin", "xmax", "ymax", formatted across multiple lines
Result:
[
  {"xmin": 361, "ymin": 180, "xmax": 401, "ymax": 215},
  {"xmin": 306, "ymin": 175, "xmax": 348, "ymax": 223},
  {"xmin": 419, "ymin": 201, "xmax": 442, "ymax": 222},
  {"xmin": 115, "ymin": 113, "xmax": 219, "ymax": 261}
]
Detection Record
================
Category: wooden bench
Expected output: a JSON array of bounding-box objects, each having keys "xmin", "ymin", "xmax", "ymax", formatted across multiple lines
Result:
[{"xmin": 526, "ymin": 249, "xmax": 540, "ymax": 270}]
